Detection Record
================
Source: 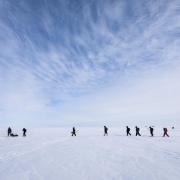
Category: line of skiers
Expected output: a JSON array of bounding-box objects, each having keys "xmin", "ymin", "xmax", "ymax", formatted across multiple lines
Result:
[
  {"xmin": 7, "ymin": 127, "xmax": 27, "ymax": 137},
  {"xmin": 6, "ymin": 126, "xmax": 170, "ymax": 137},
  {"xmin": 71, "ymin": 126, "xmax": 170, "ymax": 137}
]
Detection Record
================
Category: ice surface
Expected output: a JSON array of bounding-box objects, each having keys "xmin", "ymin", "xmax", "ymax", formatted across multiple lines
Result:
[{"xmin": 0, "ymin": 127, "xmax": 180, "ymax": 180}]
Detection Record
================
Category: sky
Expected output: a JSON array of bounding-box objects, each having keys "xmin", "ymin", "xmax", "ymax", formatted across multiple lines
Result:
[{"xmin": 0, "ymin": 0, "xmax": 180, "ymax": 127}]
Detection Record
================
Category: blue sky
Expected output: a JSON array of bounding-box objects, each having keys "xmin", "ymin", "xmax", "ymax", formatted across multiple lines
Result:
[{"xmin": 0, "ymin": 0, "xmax": 180, "ymax": 127}]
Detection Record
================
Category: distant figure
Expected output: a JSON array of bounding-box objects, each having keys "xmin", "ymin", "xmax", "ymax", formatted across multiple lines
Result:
[
  {"xmin": 104, "ymin": 126, "xmax": 108, "ymax": 136},
  {"xmin": 7, "ymin": 127, "xmax": 12, "ymax": 136},
  {"xmin": 126, "ymin": 126, "xmax": 131, "ymax": 136},
  {"xmin": 71, "ymin": 127, "xmax": 76, "ymax": 136},
  {"xmin": 10, "ymin": 133, "xmax": 18, "ymax": 137},
  {"xmin": 149, "ymin": 126, "xmax": 154, "ymax": 137},
  {"xmin": 22, "ymin": 128, "xmax": 27, "ymax": 137},
  {"xmin": 135, "ymin": 126, "xmax": 141, "ymax": 136},
  {"xmin": 172, "ymin": 126, "xmax": 174, "ymax": 129},
  {"xmin": 163, "ymin": 128, "xmax": 169, "ymax": 137}
]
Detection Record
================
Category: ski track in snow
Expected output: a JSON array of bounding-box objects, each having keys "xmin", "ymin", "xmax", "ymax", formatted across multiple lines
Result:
[{"xmin": 0, "ymin": 128, "xmax": 180, "ymax": 180}]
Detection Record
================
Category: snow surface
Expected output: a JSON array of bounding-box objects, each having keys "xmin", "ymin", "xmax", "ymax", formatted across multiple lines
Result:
[{"xmin": 0, "ymin": 127, "xmax": 180, "ymax": 180}]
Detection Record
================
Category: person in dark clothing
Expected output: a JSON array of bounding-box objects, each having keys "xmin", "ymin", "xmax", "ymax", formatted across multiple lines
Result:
[
  {"xmin": 126, "ymin": 126, "xmax": 131, "ymax": 136},
  {"xmin": 104, "ymin": 126, "xmax": 108, "ymax": 136},
  {"xmin": 7, "ymin": 127, "xmax": 12, "ymax": 136},
  {"xmin": 135, "ymin": 126, "xmax": 141, "ymax": 136},
  {"xmin": 163, "ymin": 128, "xmax": 169, "ymax": 137},
  {"xmin": 22, "ymin": 128, "xmax": 27, "ymax": 136},
  {"xmin": 71, "ymin": 127, "xmax": 76, "ymax": 136},
  {"xmin": 149, "ymin": 126, "xmax": 154, "ymax": 137}
]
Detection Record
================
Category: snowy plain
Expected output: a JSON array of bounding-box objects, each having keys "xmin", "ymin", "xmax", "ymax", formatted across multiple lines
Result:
[{"xmin": 0, "ymin": 127, "xmax": 180, "ymax": 180}]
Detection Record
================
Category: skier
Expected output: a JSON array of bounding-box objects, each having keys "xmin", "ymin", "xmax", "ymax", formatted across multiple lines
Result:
[
  {"xmin": 7, "ymin": 127, "xmax": 12, "ymax": 136},
  {"xmin": 149, "ymin": 126, "xmax": 154, "ymax": 137},
  {"xmin": 126, "ymin": 126, "xmax": 131, "ymax": 136},
  {"xmin": 163, "ymin": 128, "xmax": 169, "ymax": 137},
  {"xmin": 104, "ymin": 126, "xmax": 108, "ymax": 136},
  {"xmin": 135, "ymin": 126, "xmax": 141, "ymax": 136},
  {"xmin": 71, "ymin": 127, "xmax": 77, "ymax": 136},
  {"xmin": 22, "ymin": 128, "xmax": 27, "ymax": 137}
]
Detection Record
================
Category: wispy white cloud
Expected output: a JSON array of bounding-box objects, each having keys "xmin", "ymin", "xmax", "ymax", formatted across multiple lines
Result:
[{"xmin": 0, "ymin": 0, "xmax": 179, "ymax": 126}]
